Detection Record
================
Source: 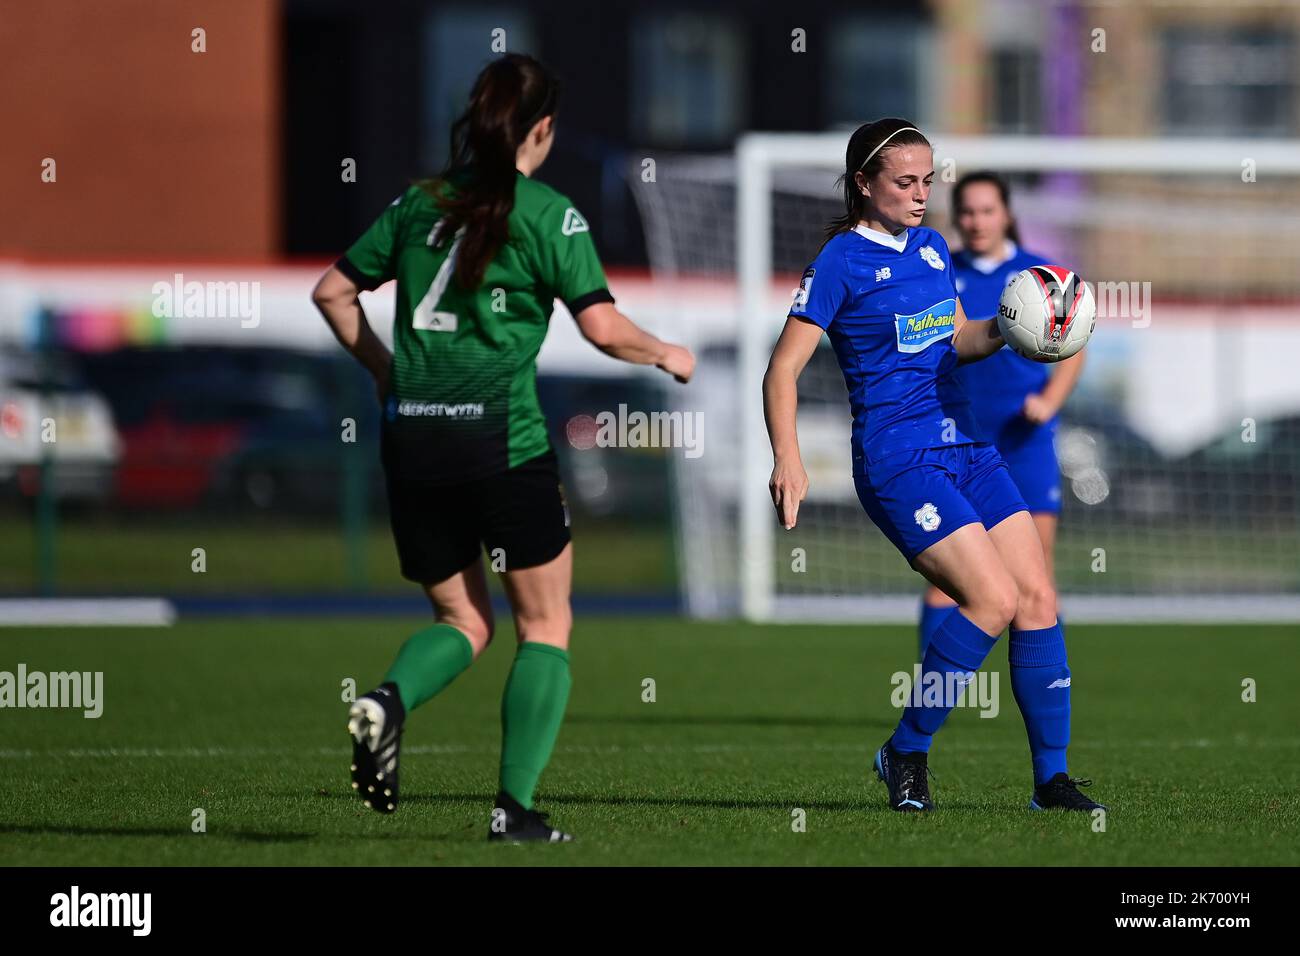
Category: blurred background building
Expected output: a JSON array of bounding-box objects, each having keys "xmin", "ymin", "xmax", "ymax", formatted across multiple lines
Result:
[
  {"xmin": 6, "ymin": 0, "xmax": 1299, "ymax": 263},
  {"xmin": 2, "ymin": 0, "xmax": 1298, "ymax": 615}
]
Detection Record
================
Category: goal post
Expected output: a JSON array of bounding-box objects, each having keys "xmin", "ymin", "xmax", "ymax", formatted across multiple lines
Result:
[
  {"xmin": 737, "ymin": 136, "xmax": 776, "ymax": 622},
  {"xmin": 631, "ymin": 133, "xmax": 1300, "ymax": 623}
]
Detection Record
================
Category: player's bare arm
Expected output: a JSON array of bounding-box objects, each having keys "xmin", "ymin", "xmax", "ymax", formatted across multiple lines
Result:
[
  {"xmin": 951, "ymin": 297, "xmax": 1004, "ymax": 364},
  {"xmin": 573, "ymin": 300, "xmax": 695, "ymax": 382},
  {"xmin": 763, "ymin": 314, "xmax": 822, "ymax": 529},
  {"xmin": 311, "ymin": 265, "xmax": 393, "ymax": 396},
  {"xmin": 1024, "ymin": 349, "xmax": 1086, "ymax": 423}
]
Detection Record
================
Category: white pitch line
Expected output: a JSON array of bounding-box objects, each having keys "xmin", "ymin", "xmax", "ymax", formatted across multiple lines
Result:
[{"xmin": 1, "ymin": 738, "xmax": 1297, "ymax": 760}]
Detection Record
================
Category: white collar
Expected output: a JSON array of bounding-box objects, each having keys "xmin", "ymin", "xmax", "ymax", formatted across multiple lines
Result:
[
  {"xmin": 853, "ymin": 223, "xmax": 909, "ymax": 252},
  {"xmin": 968, "ymin": 240, "xmax": 1017, "ymax": 274}
]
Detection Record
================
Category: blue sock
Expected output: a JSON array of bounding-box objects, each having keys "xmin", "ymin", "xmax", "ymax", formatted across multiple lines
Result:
[
  {"xmin": 918, "ymin": 601, "xmax": 956, "ymax": 658},
  {"xmin": 891, "ymin": 609, "xmax": 999, "ymax": 754},
  {"xmin": 1009, "ymin": 623, "xmax": 1071, "ymax": 785}
]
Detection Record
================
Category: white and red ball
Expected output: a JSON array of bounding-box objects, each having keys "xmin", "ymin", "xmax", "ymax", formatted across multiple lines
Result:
[{"xmin": 996, "ymin": 265, "xmax": 1095, "ymax": 362}]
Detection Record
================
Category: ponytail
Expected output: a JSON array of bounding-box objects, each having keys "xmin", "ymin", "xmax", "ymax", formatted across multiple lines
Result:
[{"xmin": 423, "ymin": 54, "xmax": 560, "ymax": 290}]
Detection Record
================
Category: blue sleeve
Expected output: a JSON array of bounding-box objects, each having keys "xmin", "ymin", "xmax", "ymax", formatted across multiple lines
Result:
[{"xmin": 787, "ymin": 243, "xmax": 849, "ymax": 331}]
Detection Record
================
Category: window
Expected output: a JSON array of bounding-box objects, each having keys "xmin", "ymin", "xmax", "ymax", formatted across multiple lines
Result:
[
  {"xmin": 422, "ymin": 8, "xmax": 537, "ymax": 169},
  {"xmin": 1161, "ymin": 27, "xmax": 1295, "ymax": 136},
  {"xmin": 989, "ymin": 47, "xmax": 1041, "ymax": 134},
  {"xmin": 826, "ymin": 18, "xmax": 932, "ymax": 127},
  {"xmin": 629, "ymin": 13, "xmax": 745, "ymax": 147}
]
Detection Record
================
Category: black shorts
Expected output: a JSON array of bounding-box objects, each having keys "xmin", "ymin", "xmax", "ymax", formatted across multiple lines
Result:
[{"xmin": 384, "ymin": 449, "xmax": 571, "ymax": 585}]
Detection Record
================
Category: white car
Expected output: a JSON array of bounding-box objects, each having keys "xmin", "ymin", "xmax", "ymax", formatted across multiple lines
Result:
[{"xmin": 0, "ymin": 350, "xmax": 121, "ymax": 501}]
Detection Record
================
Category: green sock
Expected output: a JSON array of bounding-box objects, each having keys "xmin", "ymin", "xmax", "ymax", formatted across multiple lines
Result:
[
  {"xmin": 499, "ymin": 642, "xmax": 571, "ymax": 810},
  {"xmin": 383, "ymin": 623, "xmax": 474, "ymax": 713}
]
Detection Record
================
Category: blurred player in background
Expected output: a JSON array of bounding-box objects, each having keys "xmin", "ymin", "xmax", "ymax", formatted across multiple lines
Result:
[
  {"xmin": 764, "ymin": 119, "xmax": 1101, "ymax": 814},
  {"xmin": 312, "ymin": 53, "xmax": 694, "ymax": 843},
  {"xmin": 918, "ymin": 172, "xmax": 1085, "ymax": 655}
]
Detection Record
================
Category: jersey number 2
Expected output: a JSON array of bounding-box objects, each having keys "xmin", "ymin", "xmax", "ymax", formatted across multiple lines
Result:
[{"xmin": 412, "ymin": 229, "xmax": 463, "ymax": 333}]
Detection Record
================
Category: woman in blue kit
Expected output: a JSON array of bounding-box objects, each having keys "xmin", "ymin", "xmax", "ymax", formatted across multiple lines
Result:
[
  {"xmin": 762, "ymin": 118, "xmax": 1102, "ymax": 813},
  {"xmin": 918, "ymin": 171, "xmax": 1085, "ymax": 655}
]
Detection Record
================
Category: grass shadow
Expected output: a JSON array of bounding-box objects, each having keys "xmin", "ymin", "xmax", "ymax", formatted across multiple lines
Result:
[
  {"xmin": 0, "ymin": 822, "xmax": 316, "ymax": 843},
  {"xmin": 565, "ymin": 713, "xmax": 896, "ymax": 730}
]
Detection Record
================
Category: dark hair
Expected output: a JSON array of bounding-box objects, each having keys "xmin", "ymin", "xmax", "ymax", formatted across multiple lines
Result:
[
  {"xmin": 826, "ymin": 118, "xmax": 931, "ymax": 240},
  {"xmin": 952, "ymin": 170, "xmax": 1022, "ymax": 245},
  {"xmin": 422, "ymin": 54, "xmax": 560, "ymax": 290}
]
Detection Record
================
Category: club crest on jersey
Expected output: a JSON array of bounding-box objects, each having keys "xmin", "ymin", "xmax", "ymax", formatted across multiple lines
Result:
[
  {"xmin": 561, "ymin": 208, "xmax": 589, "ymax": 236},
  {"xmin": 914, "ymin": 502, "xmax": 941, "ymax": 532},
  {"xmin": 919, "ymin": 245, "xmax": 945, "ymax": 270},
  {"xmin": 791, "ymin": 267, "xmax": 815, "ymax": 311},
  {"xmin": 894, "ymin": 297, "xmax": 956, "ymax": 353}
]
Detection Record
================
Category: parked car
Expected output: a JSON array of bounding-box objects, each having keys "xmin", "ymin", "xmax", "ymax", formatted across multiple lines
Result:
[
  {"xmin": 0, "ymin": 348, "xmax": 120, "ymax": 503},
  {"xmin": 536, "ymin": 374, "xmax": 674, "ymax": 520},
  {"xmin": 76, "ymin": 346, "xmax": 382, "ymax": 512},
  {"xmin": 1056, "ymin": 402, "xmax": 1179, "ymax": 522},
  {"xmin": 1175, "ymin": 415, "xmax": 1300, "ymax": 529}
]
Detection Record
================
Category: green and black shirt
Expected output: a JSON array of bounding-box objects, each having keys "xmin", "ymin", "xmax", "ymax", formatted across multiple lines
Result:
[{"xmin": 338, "ymin": 172, "xmax": 612, "ymax": 483}]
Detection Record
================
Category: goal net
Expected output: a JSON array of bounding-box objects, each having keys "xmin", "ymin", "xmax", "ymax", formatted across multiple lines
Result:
[{"xmin": 629, "ymin": 134, "xmax": 1300, "ymax": 623}]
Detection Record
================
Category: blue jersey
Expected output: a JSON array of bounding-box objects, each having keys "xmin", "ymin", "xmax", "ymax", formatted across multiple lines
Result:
[
  {"xmin": 951, "ymin": 243, "xmax": 1054, "ymax": 450},
  {"xmin": 789, "ymin": 224, "xmax": 982, "ymax": 472}
]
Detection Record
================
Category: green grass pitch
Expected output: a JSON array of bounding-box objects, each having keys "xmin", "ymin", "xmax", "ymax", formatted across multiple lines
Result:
[{"xmin": 3, "ymin": 616, "xmax": 1298, "ymax": 866}]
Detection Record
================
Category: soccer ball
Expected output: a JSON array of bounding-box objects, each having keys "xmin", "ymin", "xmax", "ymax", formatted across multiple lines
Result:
[{"xmin": 996, "ymin": 265, "xmax": 1096, "ymax": 362}]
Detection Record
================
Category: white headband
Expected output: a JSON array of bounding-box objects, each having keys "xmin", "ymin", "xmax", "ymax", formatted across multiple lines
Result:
[{"xmin": 858, "ymin": 126, "xmax": 922, "ymax": 171}]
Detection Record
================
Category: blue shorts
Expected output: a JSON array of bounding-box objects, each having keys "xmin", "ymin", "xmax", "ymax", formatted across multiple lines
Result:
[
  {"xmin": 853, "ymin": 443, "xmax": 1028, "ymax": 565},
  {"xmin": 998, "ymin": 432, "xmax": 1062, "ymax": 515}
]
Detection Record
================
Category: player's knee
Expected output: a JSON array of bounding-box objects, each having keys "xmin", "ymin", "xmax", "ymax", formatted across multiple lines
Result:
[
  {"xmin": 514, "ymin": 605, "xmax": 572, "ymax": 648},
  {"xmin": 995, "ymin": 589, "xmax": 1019, "ymax": 631},
  {"xmin": 1018, "ymin": 579, "xmax": 1057, "ymax": 624},
  {"xmin": 960, "ymin": 578, "xmax": 1016, "ymax": 635},
  {"xmin": 983, "ymin": 578, "xmax": 1019, "ymax": 632},
  {"xmin": 441, "ymin": 610, "xmax": 494, "ymax": 654}
]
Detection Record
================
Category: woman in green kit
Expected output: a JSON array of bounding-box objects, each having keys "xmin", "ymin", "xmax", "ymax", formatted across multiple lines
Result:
[{"xmin": 312, "ymin": 53, "xmax": 694, "ymax": 842}]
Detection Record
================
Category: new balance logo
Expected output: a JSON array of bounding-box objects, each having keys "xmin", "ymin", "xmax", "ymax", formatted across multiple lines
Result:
[
  {"xmin": 875, "ymin": 267, "xmax": 892, "ymax": 282},
  {"xmin": 561, "ymin": 208, "xmax": 589, "ymax": 236},
  {"xmin": 1047, "ymin": 677, "xmax": 1072, "ymax": 689}
]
